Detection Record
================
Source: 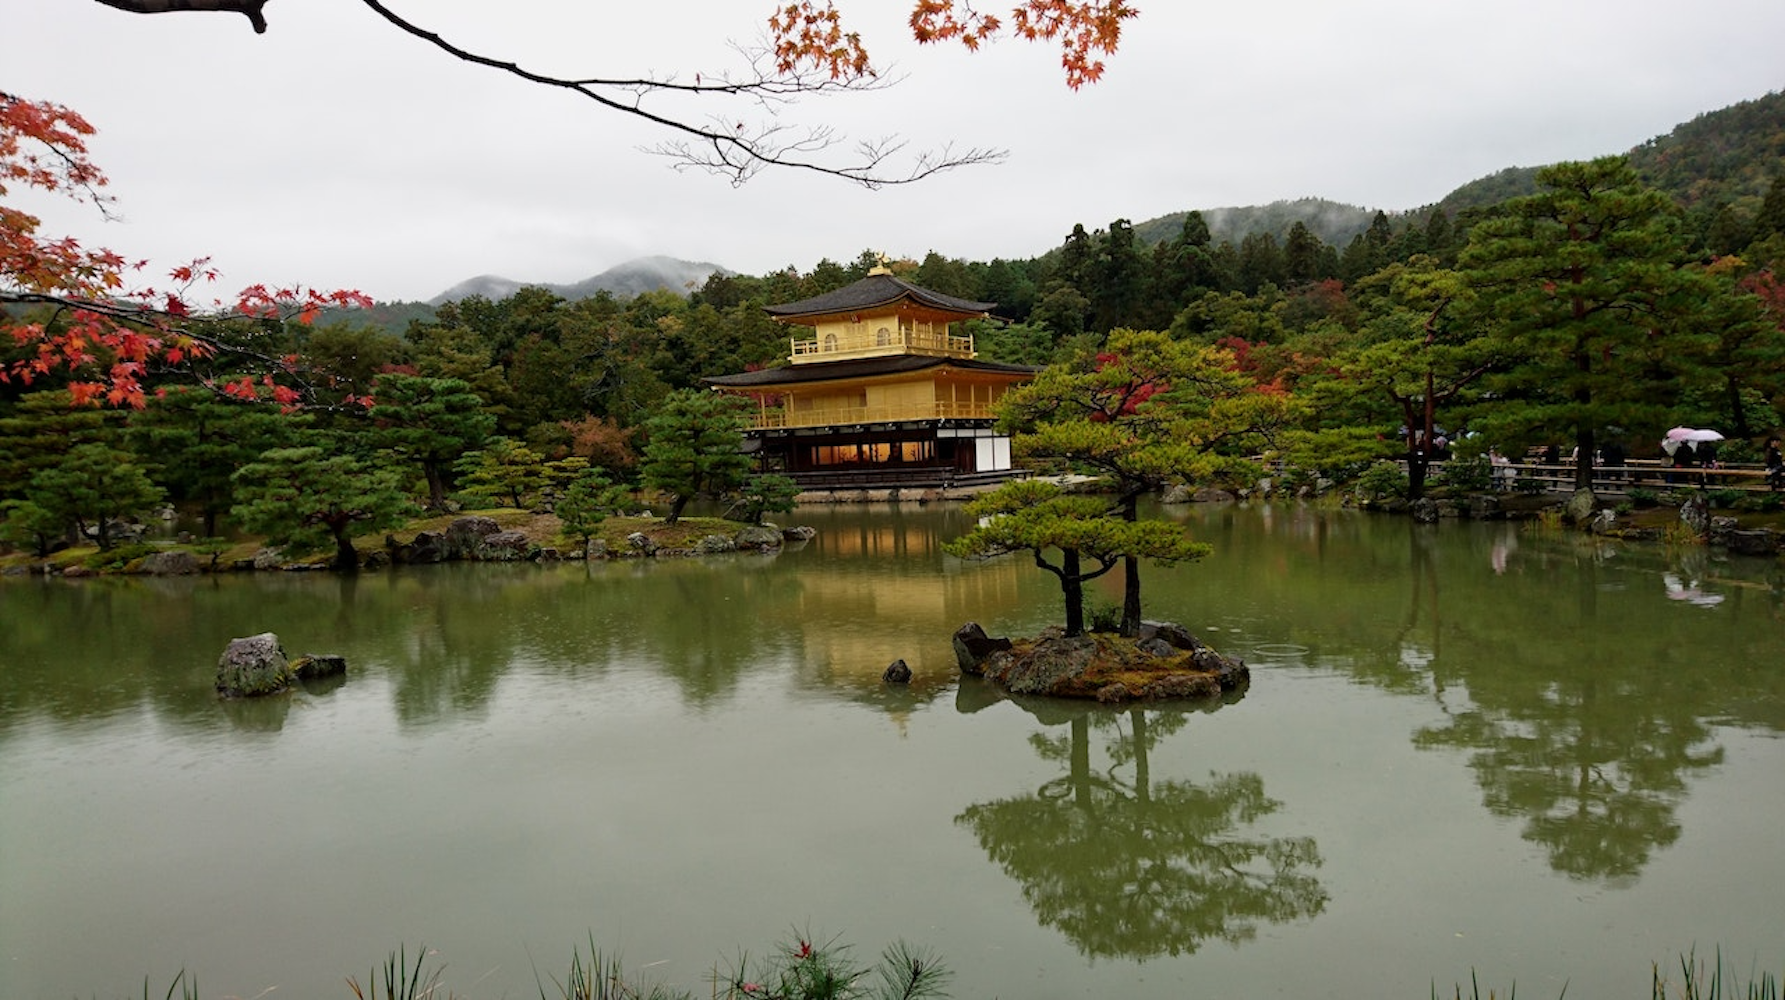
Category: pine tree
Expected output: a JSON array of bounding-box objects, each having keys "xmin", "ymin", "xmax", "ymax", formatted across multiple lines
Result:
[
  {"xmin": 231, "ymin": 444, "xmax": 414, "ymax": 571},
  {"xmin": 1460, "ymin": 157, "xmax": 1721, "ymax": 491},
  {"xmin": 23, "ymin": 442, "xmax": 165, "ymax": 551},
  {"xmin": 943, "ymin": 479, "xmax": 1207, "ymax": 637},
  {"xmin": 366, "ymin": 374, "xmax": 497, "ymax": 510},
  {"xmin": 639, "ymin": 389, "xmax": 753, "ymax": 523},
  {"xmin": 997, "ymin": 330, "xmax": 1292, "ymax": 635},
  {"xmin": 1754, "ymin": 174, "xmax": 1785, "ymax": 241}
]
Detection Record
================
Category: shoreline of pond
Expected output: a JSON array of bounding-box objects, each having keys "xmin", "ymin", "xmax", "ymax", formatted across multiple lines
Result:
[
  {"xmin": 5, "ymin": 483, "xmax": 1784, "ymax": 581},
  {"xmin": 0, "ymin": 511, "xmax": 815, "ymax": 579},
  {"xmin": 1343, "ymin": 483, "xmax": 1785, "ymax": 556}
]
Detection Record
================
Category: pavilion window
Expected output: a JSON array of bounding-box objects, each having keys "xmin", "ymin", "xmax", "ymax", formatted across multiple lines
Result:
[{"xmin": 900, "ymin": 441, "xmax": 933, "ymax": 462}]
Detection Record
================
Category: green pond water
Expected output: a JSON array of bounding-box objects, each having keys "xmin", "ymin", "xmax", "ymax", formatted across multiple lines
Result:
[{"xmin": 2, "ymin": 502, "xmax": 1783, "ymax": 999}]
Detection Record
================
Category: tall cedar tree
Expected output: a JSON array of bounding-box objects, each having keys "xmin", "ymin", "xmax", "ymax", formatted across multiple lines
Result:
[{"xmin": 1460, "ymin": 157, "xmax": 1724, "ymax": 490}]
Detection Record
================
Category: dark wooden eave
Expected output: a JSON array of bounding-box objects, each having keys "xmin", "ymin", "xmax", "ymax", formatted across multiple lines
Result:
[{"xmin": 763, "ymin": 273, "xmax": 995, "ymax": 322}]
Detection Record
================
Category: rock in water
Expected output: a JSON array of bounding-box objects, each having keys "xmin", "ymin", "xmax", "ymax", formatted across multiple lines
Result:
[
  {"xmin": 291, "ymin": 654, "xmax": 347, "ymax": 681},
  {"xmin": 216, "ymin": 632, "xmax": 294, "ymax": 697},
  {"xmin": 952, "ymin": 622, "xmax": 1013, "ymax": 674}
]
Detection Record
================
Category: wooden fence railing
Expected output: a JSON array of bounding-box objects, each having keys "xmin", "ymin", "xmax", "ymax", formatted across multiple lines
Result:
[{"xmin": 1427, "ymin": 460, "xmax": 1781, "ymax": 495}]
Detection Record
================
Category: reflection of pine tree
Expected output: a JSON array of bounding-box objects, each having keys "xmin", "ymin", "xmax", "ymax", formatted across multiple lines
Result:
[
  {"xmin": 1415, "ymin": 677, "xmax": 1723, "ymax": 884},
  {"xmin": 1408, "ymin": 552, "xmax": 1727, "ymax": 884},
  {"xmin": 1378, "ymin": 529, "xmax": 1728, "ymax": 885},
  {"xmin": 957, "ymin": 709, "xmax": 1326, "ymax": 960}
]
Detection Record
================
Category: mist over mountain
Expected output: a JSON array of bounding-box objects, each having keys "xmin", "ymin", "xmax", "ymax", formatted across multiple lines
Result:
[
  {"xmin": 430, "ymin": 255, "xmax": 731, "ymax": 306},
  {"xmin": 410, "ymin": 90, "xmax": 1780, "ymax": 307}
]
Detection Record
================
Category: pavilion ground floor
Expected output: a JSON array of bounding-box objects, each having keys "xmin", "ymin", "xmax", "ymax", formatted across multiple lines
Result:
[{"xmin": 745, "ymin": 420, "xmax": 1025, "ymax": 490}]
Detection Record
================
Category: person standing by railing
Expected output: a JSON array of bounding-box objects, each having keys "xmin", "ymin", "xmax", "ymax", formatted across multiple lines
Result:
[
  {"xmin": 1601, "ymin": 440, "xmax": 1625, "ymax": 482},
  {"xmin": 1766, "ymin": 437, "xmax": 1783, "ymax": 492},
  {"xmin": 1489, "ymin": 448, "xmax": 1514, "ymax": 491}
]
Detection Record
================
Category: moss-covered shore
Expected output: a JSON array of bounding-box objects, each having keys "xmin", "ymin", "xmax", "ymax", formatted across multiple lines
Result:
[{"xmin": 0, "ymin": 510, "xmax": 793, "ymax": 578}]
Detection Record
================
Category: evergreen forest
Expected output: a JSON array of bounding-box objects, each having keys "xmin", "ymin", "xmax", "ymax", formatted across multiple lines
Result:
[{"xmin": 5, "ymin": 91, "xmax": 1785, "ymax": 561}]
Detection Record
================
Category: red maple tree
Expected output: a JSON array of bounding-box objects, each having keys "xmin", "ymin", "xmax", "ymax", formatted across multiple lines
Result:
[{"xmin": 1, "ymin": 91, "xmax": 372, "ymax": 410}]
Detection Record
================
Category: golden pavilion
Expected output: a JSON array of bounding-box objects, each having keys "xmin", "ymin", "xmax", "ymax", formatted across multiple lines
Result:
[{"xmin": 703, "ymin": 265, "xmax": 1039, "ymax": 488}]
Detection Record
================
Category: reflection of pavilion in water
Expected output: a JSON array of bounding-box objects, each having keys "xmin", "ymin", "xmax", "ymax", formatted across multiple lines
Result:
[{"xmin": 787, "ymin": 535, "xmax": 1034, "ymax": 689}]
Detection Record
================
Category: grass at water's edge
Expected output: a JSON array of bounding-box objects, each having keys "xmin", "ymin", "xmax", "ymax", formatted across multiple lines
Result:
[
  {"xmin": 1432, "ymin": 946, "xmax": 1782, "ymax": 1000},
  {"xmin": 120, "ymin": 933, "xmax": 952, "ymax": 1000},
  {"xmin": 107, "ymin": 941, "xmax": 1779, "ymax": 1000}
]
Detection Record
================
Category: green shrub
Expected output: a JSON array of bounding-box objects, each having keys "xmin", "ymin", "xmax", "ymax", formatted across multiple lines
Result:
[
  {"xmin": 1706, "ymin": 488, "xmax": 1746, "ymax": 509},
  {"xmin": 1274, "ymin": 465, "xmax": 1316, "ymax": 493},
  {"xmin": 447, "ymin": 491, "xmax": 499, "ymax": 511},
  {"xmin": 1353, "ymin": 461, "xmax": 1408, "ymax": 502},
  {"xmin": 717, "ymin": 932, "xmax": 951, "ymax": 1000},
  {"xmin": 1088, "ymin": 601, "xmax": 1122, "ymax": 634},
  {"xmin": 1735, "ymin": 492, "xmax": 1784, "ymax": 513},
  {"xmin": 1432, "ymin": 458, "xmax": 1492, "ymax": 493},
  {"xmin": 83, "ymin": 541, "xmax": 159, "ymax": 570}
]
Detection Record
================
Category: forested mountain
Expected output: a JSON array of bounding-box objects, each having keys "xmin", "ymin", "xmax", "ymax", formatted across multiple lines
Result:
[
  {"xmin": 1627, "ymin": 91, "xmax": 1785, "ymax": 210},
  {"xmin": 1130, "ymin": 90, "xmax": 1784, "ymax": 251},
  {"xmin": 1134, "ymin": 199, "xmax": 1380, "ymax": 251}
]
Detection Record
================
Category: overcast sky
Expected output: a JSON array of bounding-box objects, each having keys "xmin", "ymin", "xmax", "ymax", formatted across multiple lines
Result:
[{"xmin": 8, "ymin": 0, "xmax": 1784, "ymax": 303}]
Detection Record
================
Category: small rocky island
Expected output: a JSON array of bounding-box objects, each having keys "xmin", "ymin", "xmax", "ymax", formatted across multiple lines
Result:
[
  {"xmin": 952, "ymin": 621, "xmax": 1248, "ymax": 704},
  {"xmin": 216, "ymin": 632, "xmax": 347, "ymax": 698}
]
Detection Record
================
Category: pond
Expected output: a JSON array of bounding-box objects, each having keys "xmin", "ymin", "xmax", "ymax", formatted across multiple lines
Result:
[{"xmin": 3, "ymin": 502, "xmax": 1783, "ymax": 1000}]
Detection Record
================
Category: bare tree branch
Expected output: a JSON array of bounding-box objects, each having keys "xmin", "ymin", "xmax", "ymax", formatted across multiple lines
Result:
[
  {"xmin": 353, "ymin": 0, "xmax": 1004, "ymax": 186},
  {"xmin": 92, "ymin": 0, "xmax": 268, "ymax": 33},
  {"xmin": 82, "ymin": 0, "xmax": 1006, "ymax": 186}
]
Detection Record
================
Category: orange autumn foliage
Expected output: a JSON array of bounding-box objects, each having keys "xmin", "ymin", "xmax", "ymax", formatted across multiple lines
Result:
[
  {"xmin": 770, "ymin": 0, "xmax": 1135, "ymax": 89},
  {"xmin": 1, "ymin": 91, "xmax": 371, "ymax": 409}
]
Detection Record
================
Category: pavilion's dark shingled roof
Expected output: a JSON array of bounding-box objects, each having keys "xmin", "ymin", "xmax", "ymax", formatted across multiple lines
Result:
[
  {"xmin": 763, "ymin": 273, "xmax": 995, "ymax": 319},
  {"xmin": 703, "ymin": 355, "xmax": 1039, "ymax": 388}
]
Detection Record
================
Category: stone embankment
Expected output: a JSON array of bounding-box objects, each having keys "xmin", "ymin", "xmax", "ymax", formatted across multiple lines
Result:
[
  {"xmin": 4, "ymin": 515, "xmax": 819, "ymax": 578},
  {"xmin": 1350, "ymin": 486, "xmax": 1785, "ymax": 556}
]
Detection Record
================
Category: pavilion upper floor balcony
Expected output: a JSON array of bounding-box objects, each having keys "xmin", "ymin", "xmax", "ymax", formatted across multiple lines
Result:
[
  {"xmin": 746, "ymin": 399, "xmax": 997, "ymax": 430},
  {"xmin": 789, "ymin": 325, "xmax": 975, "ymax": 364}
]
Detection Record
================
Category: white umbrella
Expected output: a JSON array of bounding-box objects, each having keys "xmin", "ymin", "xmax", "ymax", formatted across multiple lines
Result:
[{"xmin": 1662, "ymin": 428, "xmax": 1723, "ymax": 452}]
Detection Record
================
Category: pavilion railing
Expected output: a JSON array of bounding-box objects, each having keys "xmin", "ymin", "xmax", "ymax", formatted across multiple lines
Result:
[
  {"xmin": 1421, "ymin": 460, "xmax": 1780, "ymax": 495},
  {"xmin": 749, "ymin": 400, "xmax": 996, "ymax": 430},
  {"xmin": 788, "ymin": 328, "xmax": 974, "ymax": 361}
]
